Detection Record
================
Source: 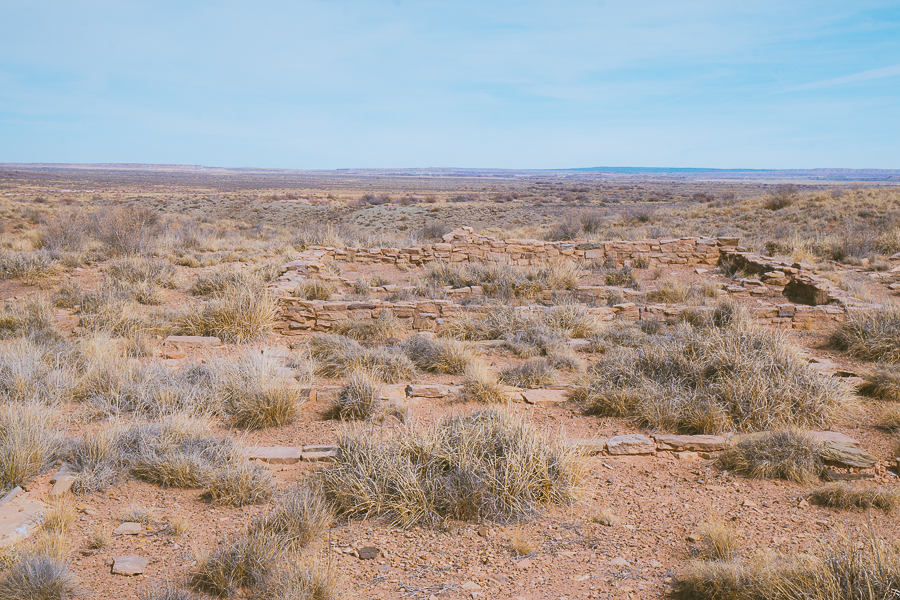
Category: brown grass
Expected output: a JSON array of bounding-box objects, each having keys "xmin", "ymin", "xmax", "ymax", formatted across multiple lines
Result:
[
  {"xmin": 719, "ymin": 430, "xmax": 823, "ymax": 484},
  {"xmin": 809, "ymin": 482, "xmax": 900, "ymax": 511},
  {"xmin": 458, "ymin": 365, "xmax": 507, "ymax": 404},
  {"xmin": 859, "ymin": 365, "xmax": 900, "ymax": 401},
  {"xmin": 332, "ymin": 312, "xmax": 404, "ymax": 341},
  {"xmin": 402, "ymin": 334, "xmax": 474, "ymax": 374},
  {"xmin": 830, "ymin": 306, "xmax": 900, "ymax": 364}
]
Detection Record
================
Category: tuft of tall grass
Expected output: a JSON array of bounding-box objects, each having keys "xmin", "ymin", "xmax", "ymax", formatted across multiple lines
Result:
[
  {"xmin": 458, "ymin": 365, "xmax": 507, "ymax": 404},
  {"xmin": 0, "ymin": 250, "xmax": 58, "ymax": 283},
  {"xmin": 809, "ymin": 482, "xmax": 900, "ymax": 511},
  {"xmin": 0, "ymin": 553, "xmax": 79, "ymax": 600},
  {"xmin": 332, "ymin": 312, "xmax": 405, "ymax": 342},
  {"xmin": 0, "ymin": 298, "xmax": 58, "ymax": 341},
  {"xmin": 321, "ymin": 408, "xmax": 581, "ymax": 526},
  {"xmin": 296, "ymin": 280, "xmax": 334, "ymax": 301},
  {"xmin": 402, "ymin": 335, "xmax": 473, "ymax": 374},
  {"xmin": 830, "ymin": 307, "xmax": 900, "ymax": 364},
  {"xmin": 499, "ymin": 358, "xmax": 556, "ymax": 388},
  {"xmin": 308, "ymin": 334, "xmax": 416, "ymax": 383},
  {"xmin": 179, "ymin": 281, "xmax": 277, "ymax": 343},
  {"xmin": 0, "ymin": 404, "xmax": 62, "ymax": 495},
  {"xmin": 248, "ymin": 483, "xmax": 333, "ymax": 551},
  {"xmin": 719, "ymin": 430, "xmax": 823, "ymax": 484},
  {"xmin": 859, "ymin": 364, "xmax": 900, "ymax": 401},
  {"xmin": 333, "ymin": 369, "xmax": 381, "ymax": 420}
]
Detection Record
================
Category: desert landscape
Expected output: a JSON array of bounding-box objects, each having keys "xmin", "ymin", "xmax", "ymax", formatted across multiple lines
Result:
[{"xmin": 0, "ymin": 165, "xmax": 898, "ymax": 600}]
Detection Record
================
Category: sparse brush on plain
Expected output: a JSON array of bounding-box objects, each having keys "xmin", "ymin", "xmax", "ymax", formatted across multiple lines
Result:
[
  {"xmin": 402, "ymin": 334, "xmax": 473, "ymax": 374},
  {"xmin": 333, "ymin": 369, "xmax": 381, "ymax": 420},
  {"xmin": 332, "ymin": 312, "xmax": 404, "ymax": 341},
  {"xmin": 0, "ymin": 297, "xmax": 58, "ymax": 341},
  {"xmin": 0, "ymin": 249, "xmax": 58, "ymax": 283},
  {"xmin": 191, "ymin": 532, "xmax": 283, "ymax": 597},
  {"xmin": 190, "ymin": 268, "xmax": 260, "ymax": 298},
  {"xmin": 571, "ymin": 308, "xmax": 848, "ymax": 434},
  {"xmin": 0, "ymin": 338, "xmax": 75, "ymax": 404},
  {"xmin": 719, "ymin": 430, "xmax": 823, "ymax": 483},
  {"xmin": 248, "ymin": 483, "xmax": 333, "ymax": 551},
  {"xmin": 297, "ymin": 279, "xmax": 334, "ymax": 301},
  {"xmin": 89, "ymin": 205, "xmax": 160, "ymax": 256},
  {"xmin": 592, "ymin": 508, "xmax": 620, "ymax": 527},
  {"xmin": 0, "ymin": 404, "xmax": 61, "ymax": 495},
  {"xmin": 321, "ymin": 408, "xmax": 581, "ymax": 526},
  {"xmin": 165, "ymin": 515, "xmax": 189, "ymax": 536},
  {"xmin": 105, "ymin": 257, "xmax": 177, "ymax": 288},
  {"xmin": 121, "ymin": 505, "xmax": 155, "ymax": 524},
  {"xmin": 308, "ymin": 334, "xmax": 416, "ymax": 383},
  {"xmin": 442, "ymin": 307, "xmax": 568, "ymax": 356},
  {"xmin": 77, "ymin": 291, "xmax": 175, "ymax": 338},
  {"xmin": 459, "ymin": 365, "xmax": 507, "ymax": 404},
  {"xmin": 830, "ymin": 306, "xmax": 900, "ymax": 363},
  {"xmin": 601, "ymin": 264, "xmax": 638, "ymax": 287},
  {"xmin": 179, "ymin": 281, "xmax": 277, "ymax": 343},
  {"xmin": 508, "ymin": 529, "xmax": 536, "ymax": 556},
  {"xmin": 87, "ymin": 529, "xmax": 110, "ymax": 550},
  {"xmin": 265, "ymin": 560, "xmax": 341, "ymax": 600},
  {"xmin": 809, "ymin": 482, "xmax": 900, "ymax": 511},
  {"xmin": 859, "ymin": 364, "xmax": 900, "ymax": 401},
  {"xmin": 0, "ymin": 553, "xmax": 80, "ymax": 600},
  {"xmin": 204, "ymin": 461, "xmax": 275, "ymax": 507},
  {"xmin": 423, "ymin": 259, "xmax": 581, "ymax": 299},
  {"xmin": 499, "ymin": 358, "xmax": 556, "ymax": 388},
  {"xmin": 52, "ymin": 281, "xmax": 84, "ymax": 309}
]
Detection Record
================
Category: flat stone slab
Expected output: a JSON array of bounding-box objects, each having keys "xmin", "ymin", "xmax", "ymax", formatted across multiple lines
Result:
[
  {"xmin": 0, "ymin": 494, "xmax": 44, "ymax": 548},
  {"xmin": 301, "ymin": 447, "xmax": 339, "ymax": 462},
  {"xmin": 112, "ymin": 555, "xmax": 149, "ymax": 576},
  {"xmin": 247, "ymin": 447, "xmax": 304, "ymax": 464},
  {"xmin": 406, "ymin": 384, "xmax": 449, "ymax": 398},
  {"xmin": 607, "ymin": 434, "xmax": 656, "ymax": 455},
  {"xmin": 808, "ymin": 431, "xmax": 860, "ymax": 446},
  {"xmin": 164, "ymin": 335, "xmax": 221, "ymax": 347},
  {"xmin": 654, "ymin": 434, "xmax": 727, "ymax": 452},
  {"xmin": 380, "ymin": 384, "xmax": 408, "ymax": 401},
  {"xmin": 310, "ymin": 387, "xmax": 340, "ymax": 403},
  {"xmin": 819, "ymin": 441, "xmax": 877, "ymax": 469},
  {"xmin": 522, "ymin": 389, "xmax": 568, "ymax": 404},
  {"xmin": 569, "ymin": 438, "xmax": 608, "ymax": 455},
  {"xmin": 49, "ymin": 476, "xmax": 75, "ymax": 498},
  {"xmin": 114, "ymin": 522, "xmax": 142, "ymax": 535},
  {"xmin": 0, "ymin": 486, "xmax": 22, "ymax": 506}
]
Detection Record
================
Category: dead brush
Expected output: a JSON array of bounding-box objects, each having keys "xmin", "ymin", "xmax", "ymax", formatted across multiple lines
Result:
[
  {"xmin": 830, "ymin": 306, "xmax": 900, "ymax": 363},
  {"xmin": 214, "ymin": 352, "xmax": 302, "ymax": 429},
  {"xmin": 190, "ymin": 267, "xmax": 260, "ymax": 298},
  {"xmin": 332, "ymin": 312, "xmax": 404, "ymax": 342},
  {"xmin": 402, "ymin": 334, "xmax": 474, "ymax": 374},
  {"xmin": 296, "ymin": 279, "xmax": 334, "ymax": 301},
  {"xmin": 859, "ymin": 364, "xmax": 900, "ymax": 401},
  {"xmin": 571, "ymin": 310, "xmax": 848, "ymax": 434},
  {"xmin": 508, "ymin": 529, "xmax": 536, "ymax": 556},
  {"xmin": 308, "ymin": 334, "xmax": 416, "ymax": 383},
  {"xmin": 882, "ymin": 405, "xmax": 900, "ymax": 429},
  {"xmin": 321, "ymin": 408, "xmax": 582, "ymax": 526},
  {"xmin": 647, "ymin": 279, "xmax": 718, "ymax": 304},
  {"xmin": 265, "ymin": 560, "xmax": 340, "ymax": 600},
  {"xmin": 179, "ymin": 281, "xmax": 277, "ymax": 343},
  {"xmin": 692, "ymin": 519, "xmax": 742, "ymax": 561},
  {"xmin": 333, "ymin": 369, "xmax": 381, "ymax": 420},
  {"xmin": 88, "ymin": 205, "xmax": 160, "ymax": 256},
  {"xmin": 719, "ymin": 430, "xmax": 823, "ymax": 483},
  {"xmin": 248, "ymin": 483, "xmax": 333, "ymax": 551},
  {"xmin": 0, "ymin": 404, "xmax": 62, "ymax": 495},
  {"xmin": 809, "ymin": 482, "xmax": 900, "ymax": 511},
  {"xmin": 191, "ymin": 532, "xmax": 283, "ymax": 597},
  {"xmin": 140, "ymin": 585, "xmax": 197, "ymax": 600},
  {"xmin": 204, "ymin": 461, "xmax": 275, "ymax": 507},
  {"xmin": 0, "ymin": 297, "xmax": 58, "ymax": 341},
  {"xmin": 0, "ymin": 249, "xmax": 58, "ymax": 283},
  {"xmin": 105, "ymin": 257, "xmax": 177, "ymax": 288},
  {"xmin": 545, "ymin": 303, "xmax": 601, "ymax": 338},
  {"xmin": 499, "ymin": 358, "xmax": 556, "ymax": 388},
  {"xmin": 459, "ymin": 365, "xmax": 507, "ymax": 404},
  {"xmin": 0, "ymin": 553, "xmax": 80, "ymax": 600},
  {"xmin": 0, "ymin": 338, "xmax": 75, "ymax": 405}
]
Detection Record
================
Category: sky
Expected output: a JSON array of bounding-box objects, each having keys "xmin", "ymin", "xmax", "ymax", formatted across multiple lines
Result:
[{"xmin": 1, "ymin": 1, "xmax": 898, "ymax": 169}]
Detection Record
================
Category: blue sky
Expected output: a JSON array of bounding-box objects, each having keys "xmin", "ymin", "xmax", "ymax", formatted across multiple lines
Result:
[{"xmin": 1, "ymin": 1, "xmax": 898, "ymax": 169}]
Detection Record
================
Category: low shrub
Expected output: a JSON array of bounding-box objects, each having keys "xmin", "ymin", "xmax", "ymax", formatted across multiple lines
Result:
[
  {"xmin": 859, "ymin": 364, "xmax": 900, "ymax": 401},
  {"xmin": 458, "ymin": 365, "xmax": 507, "ymax": 404},
  {"xmin": 308, "ymin": 334, "xmax": 416, "ymax": 383},
  {"xmin": 248, "ymin": 483, "xmax": 333, "ymax": 551},
  {"xmin": 333, "ymin": 369, "xmax": 381, "ymax": 420},
  {"xmin": 332, "ymin": 312, "xmax": 404, "ymax": 342},
  {"xmin": 296, "ymin": 280, "xmax": 334, "ymax": 301},
  {"xmin": 179, "ymin": 282, "xmax": 277, "ymax": 343},
  {"xmin": 321, "ymin": 408, "xmax": 581, "ymax": 526},
  {"xmin": 0, "ymin": 553, "xmax": 79, "ymax": 600},
  {"xmin": 719, "ymin": 430, "xmax": 823, "ymax": 483},
  {"xmin": 499, "ymin": 358, "xmax": 556, "ymax": 388},
  {"xmin": 0, "ymin": 250, "xmax": 57, "ymax": 283},
  {"xmin": 191, "ymin": 532, "xmax": 283, "ymax": 597},
  {"xmin": 214, "ymin": 353, "xmax": 302, "ymax": 429},
  {"xmin": 809, "ymin": 482, "xmax": 900, "ymax": 511},
  {"xmin": 0, "ymin": 404, "xmax": 62, "ymax": 496},
  {"xmin": 402, "ymin": 335, "xmax": 473, "ymax": 374},
  {"xmin": 105, "ymin": 257, "xmax": 177, "ymax": 288},
  {"xmin": 830, "ymin": 306, "xmax": 900, "ymax": 363},
  {"xmin": 0, "ymin": 298, "xmax": 58, "ymax": 341}
]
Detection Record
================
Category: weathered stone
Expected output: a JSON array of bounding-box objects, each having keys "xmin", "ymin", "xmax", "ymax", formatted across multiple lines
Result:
[
  {"xmin": 357, "ymin": 546, "xmax": 381, "ymax": 560},
  {"xmin": 49, "ymin": 476, "xmax": 75, "ymax": 498},
  {"xmin": 521, "ymin": 389, "xmax": 568, "ymax": 404},
  {"xmin": 379, "ymin": 384, "xmax": 408, "ymax": 401},
  {"xmin": 808, "ymin": 431, "xmax": 860, "ymax": 446},
  {"xmin": 0, "ymin": 486, "xmax": 22, "ymax": 506},
  {"xmin": 247, "ymin": 446, "xmax": 304, "ymax": 464},
  {"xmin": 653, "ymin": 434, "xmax": 727, "ymax": 452},
  {"xmin": 164, "ymin": 335, "xmax": 221, "ymax": 347},
  {"xmin": 819, "ymin": 441, "xmax": 877, "ymax": 469},
  {"xmin": 783, "ymin": 278, "xmax": 830, "ymax": 306},
  {"xmin": 114, "ymin": 522, "xmax": 142, "ymax": 536},
  {"xmin": 0, "ymin": 495, "xmax": 43, "ymax": 548},
  {"xmin": 112, "ymin": 555, "xmax": 149, "ymax": 576},
  {"xmin": 301, "ymin": 446, "xmax": 339, "ymax": 462},
  {"xmin": 406, "ymin": 384, "xmax": 448, "ymax": 398},
  {"xmin": 310, "ymin": 387, "xmax": 340, "ymax": 404},
  {"xmin": 606, "ymin": 434, "xmax": 655, "ymax": 455},
  {"xmin": 568, "ymin": 438, "xmax": 608, "ymax": 455}
]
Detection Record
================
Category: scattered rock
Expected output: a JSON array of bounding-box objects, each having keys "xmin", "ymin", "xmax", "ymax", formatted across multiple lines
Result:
[
  {"xmin": 0, "ymin": 494, "xmax": 44, "ymax": 548},
  {"xmin": 301, "ymin": 447, "xmax": 339, "ymax": 462},
  {"xmin": 515, "ymin": 558, "xmax": 532, "ymax": 569},
  {"xmin": 477, "ymin": 526, "xmax": 490, "ymax": 538},
  {"xmin": 569, "ymin": 438, "xmax": 608, "ymax": 455},
  {"xmin": 742, "ymin": 499, "xmax": 757, "ymax": 508},
  {"xmin": 406, "ymin": 384, "xmax": 449, "ymax": 398},
  {"xmin": 653, "ymin": 434, "xmax": 727, "ymax": 452},
  {"xmin": 0, "ymin": 487, "xmax": 22, "ymax": 506},
  {"xmin": 114, "ymin": 522, "xmax": 142, "ymax": 536},
  {"xmin": 521, "ymin": 389, "xmax": 568, "ymax": 404},
  {"xmin": 164, "ymin": 335, "xmax": 221, "ymax": 347},
  {"xmin": 607, "ymin": 434, "xmax": 655, "ymax": 455},
  {"xmin": 246, "ymin": 446, "xmax": 304, "ymax": 464},
  {"xmin": 112, "ymin": 555, "xmax": 149, "ymax": 576},
  {"xmin": 461, "ymin": 581, "xmax": 482, "ymax": 591},
  {"xmin": 819, "ymin": 441, "xmax": 877, "ymax": 469},
  {"xmin": 609, "ymin": 557, "xmax": 628, "ymax": 567},
  {"xmin": 674, "ymin": 451, "xmax": 699, "ymax": 461},
  {"xmin": 311, "ymin": 387, "xmax": 340, "ymax": 404},
  {"xmin": 357, "ymin": 546, "xmax": 381, "ymax": 560}
]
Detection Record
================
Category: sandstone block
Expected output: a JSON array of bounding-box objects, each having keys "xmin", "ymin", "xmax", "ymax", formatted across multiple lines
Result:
[{"xmin": 607, "ymin": 434, "xmax": 655, "ymax": 455}]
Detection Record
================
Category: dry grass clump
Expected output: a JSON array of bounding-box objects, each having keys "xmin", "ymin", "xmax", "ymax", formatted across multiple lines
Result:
[
  {"xmin": 69, "ymin": 416, "xmax": 274, "ymax": 505},
  {"xmin": 719, "ymin": 430, "xmax": 823, "ymax": 483},
  {"xmin": 402, "ymin": 334, "xmax": 473, "ymax": 374},
  {"xmin": 0, "ymin": 553, "xmax": 79, "ymax": 600},
  {"xmin": 692, "ymin": 520, "xmax": 742, "ymax": 561},
  {"xmin": 321, "ymin": 408, "xmax": 581, "ymax": 526},
  {"xmin": 508, "ymin": 529, "xmax": 536, "ymax": 556},
  {"xmin": 333, "ymin": 369, "xmax": 381, "ymax": 420},
  {"xmin": 0, "ymin": 338, "xmax": 74, "ymax": 404},
  {"xmin": 582, "ymin": 321, "xmax": 649, "ymax": 353},
  {"xmin": 179, "ymin": 282, "xmax": 277, "ymax": 343},
  {"xmin": 647, "ymin": 279, "xmax": 718, "ymax": 304},
  {"xmin": 0, "ymin": 404, "xmax": 62, "ymax": 495},
  {"xmin": 265, "ymin": 561, "xmax": 340, "ymax": 600},
  {"xmin": 499, "ymin": 358, "xmax": 556, "ymax": 388},
  {"xmin": 809, "ymin": 482, "xmax": 900, "ymax": 511},
  {"xmin": 881, "ymin": 405, "xmax": 900, "ymax": 429},
  {"xmin": 545, "ymin": 303, "xmax": 601, "ymax": 338},
  {"xmin": 443, "ymin": 308, "xmax": 568, "ymax": 357},
  {"xmin": 191, "ymin": 532, "xmax": 283, "ymax": 596},
  {"xmin": 332, "ymin": 312, "xmax": 404, "ymax": 341},
  {"xmin": 213, "ymin": 353, "xmax": 302, "ymax": 429},
  {"xmin": 308, "ymin": 334, "xmax": 416, "ymax": 383},
  {"xmin": 141, "ymin": 585, "xmax": 197, "ymax": 600},
  {"xmin": 190, "ymin": 268, "xmax": 260, "ymax": 298},
  {"xmin": 830, "ymin": 306, "xmax": 900, "ymax": 363},
  {"xmin": 77, "ymin": 291, "xmax": 176, "ymax": 338},
  {"xmin": 859, "ymin": 364, "xmax": 900, "ymax": 402},
  {"xmin": 0, "ymin": 298, "xmax": 58, "ymax": 341},
  {"xmin": 423, "ymin": 259, "xmax": 582, "ymax": 299},
  {"xmin": 675, "ymin": 530, "xmax": 900, "ymax": 600},
  {"xmin": 296, "ymin": 280, "xmax": 334, "ymax": 301},
  {"xmin": 459, "ymin": 365, "xmax": 507, "ymax": 404},
  {"xmin": 89, "ymin": 205, "xmax": 160, "ymax": 256},
  {"xmin": 248, "ymin": 484, "xmax": 333, "ymax": 551},
  {"xmin": 0, "ymin": 249, "xmax": 58, "ymax": 283},
  {"xmin": 571, "ymin": 310, "xmax": 847, "ymax": 434},
  {"xmin": 105, "ymin": 257, "xmax": 177, "ymax": 288}
]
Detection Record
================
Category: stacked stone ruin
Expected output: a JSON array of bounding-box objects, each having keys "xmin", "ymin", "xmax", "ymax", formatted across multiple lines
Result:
[{"xmin": 270, "ymin": 228, "xmax": 868, "ymax": 336}]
